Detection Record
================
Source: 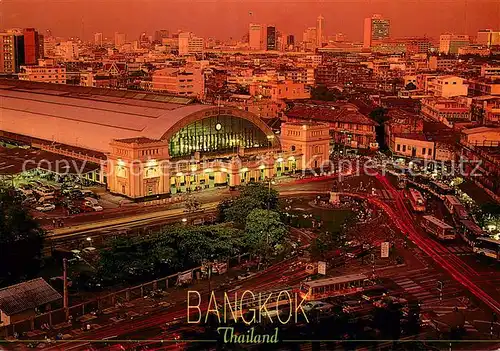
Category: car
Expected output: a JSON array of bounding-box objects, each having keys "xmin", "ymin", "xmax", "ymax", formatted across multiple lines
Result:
[
  {"xmin": 81, "ymin": 190, "xmax": 99, "ymax": 199},
  {"xmin": 237, "ymin": 271, "xmax": 256, "ymax": 281},
  {"xmin": 35, "ymin": 203, "xmax": 56, "ymax": 212},
  {"xmin": 303, "ymin": 301, "xmax": 334, "ymax": 313},
  {"xmin": 18, "ymin": 185, "xmax": 33, "ymax": 196},
  {"xmin": 342, "ymin": 300, "xmax": 362, "ymax": 313},
  {"xmin": 84, "ymin": 197, "xmax": 99, "ymax": 206},
  {"xmin": 90, "ymin": 205, "xmax": 103, "ymax": 212}
]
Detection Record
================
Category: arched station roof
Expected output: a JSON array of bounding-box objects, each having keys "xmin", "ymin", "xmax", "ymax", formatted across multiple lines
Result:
[{"xmin": 0, "ymin": 80, "xmax": 279, "ymax": 153}]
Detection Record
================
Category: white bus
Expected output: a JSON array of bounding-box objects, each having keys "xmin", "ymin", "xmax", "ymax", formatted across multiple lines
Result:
[
  {"xmin": 473, "ymin": 237, "xmax": 500, "ymax": 261},
  {"xmin": 443, "ymin": 195, "xmax": 469, "ymax": 220},
  {"xmin": 421, "ymin": 215, "xmax": 455, "ymax": 240},
  {"xmin": 407, "ymin": 188, "xmax": 426, "ymax": 212},
  {"xmin": 459, "ymin": 219, "xmax": 486, "ymax": 246},
  {"xmin": 299, "ymin": 273, "xmax": 372, "ymax": 301}
]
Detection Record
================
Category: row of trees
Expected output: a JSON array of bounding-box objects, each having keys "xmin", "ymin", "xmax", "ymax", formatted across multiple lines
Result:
[
  {"xmin": 98, "ymin": 183, "xmax": 288, "ymax": 284},
  {"xmin": 0, "ymin": 184, "xmax": 45, "ymax": 287}
]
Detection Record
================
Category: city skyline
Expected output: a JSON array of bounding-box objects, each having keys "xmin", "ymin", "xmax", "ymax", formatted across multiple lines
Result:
[{"xmin": 3, "ymin": 0, "xmax": 500, "ymax": 41}]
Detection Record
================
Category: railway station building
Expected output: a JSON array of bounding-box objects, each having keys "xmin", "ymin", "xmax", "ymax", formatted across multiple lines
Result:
[{"xmin": 0, "ymin": 80, "xmax": 330, "ymax": 200}]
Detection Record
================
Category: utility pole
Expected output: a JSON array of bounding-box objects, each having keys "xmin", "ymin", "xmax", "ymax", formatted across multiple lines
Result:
[
  {"xmin": 63, "ymin": 258, "xmax": 69, "ymax": 320},
  {"xmin": 437, "ymin": 280, "xmax": 443, "ymax": 302},
  {"xmin": 371, "ymin": 253, "xmax": 375, "ymax": 279}
]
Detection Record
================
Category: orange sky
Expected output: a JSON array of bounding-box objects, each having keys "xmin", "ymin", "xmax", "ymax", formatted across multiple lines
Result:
[{"xmin": 2, "ymin": 0, "xmax": 500, "ymax": 41}]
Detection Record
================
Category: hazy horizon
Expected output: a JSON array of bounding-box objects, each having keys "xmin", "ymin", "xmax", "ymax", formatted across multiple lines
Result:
[{"xmin": 2, "ymin": 0, "xmax": 500, "ymax": 41}]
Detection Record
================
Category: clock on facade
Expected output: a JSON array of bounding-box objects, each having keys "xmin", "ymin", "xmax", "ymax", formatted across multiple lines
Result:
[{"xmin": 215, "ymin": 123, "xmax": 222, "ymax": 131}]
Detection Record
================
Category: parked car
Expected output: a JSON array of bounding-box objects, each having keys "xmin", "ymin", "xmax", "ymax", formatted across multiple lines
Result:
[
  {"xmin": 91, "ymin": 205, "xmax": 103, "ymax": 212},
  {"xmin": 35, "ymin": 203, "xmax": 56, "ymax": 212},
  {"xmin": 84, "ymin": 201, "xmax": 103, "ymax": 211},
  {"xmin": 81, "ymin": 190, "xmax": 99, "ymax": 199},
  {"xmin": 84, "ymin": 197, "xmax": 99, "ymax": 206},
  {"xmin": 18, "ymin": 185, "xmax": 33, "ymax": 196}
]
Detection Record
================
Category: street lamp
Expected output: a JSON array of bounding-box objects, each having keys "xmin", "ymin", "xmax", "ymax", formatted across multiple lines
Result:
[{"xmin": 86, "ymin": 237, "xmax": 92, "ymax": 247}]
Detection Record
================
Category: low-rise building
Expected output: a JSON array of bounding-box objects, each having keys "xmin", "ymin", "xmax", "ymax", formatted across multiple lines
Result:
[
  {"xmin": 18, "ymin": 65, "xmax": 66, "ymax": 84},
  {"xmin": 430, "ymin": 76, "xmax": 468, "ymax": 98},
  {"xmin": 428, "ymin": 56, "xmax": 458, "ymax": 71},
  {"xmin": 151, "ymin": 67, "xmax": 205, "ymax": 99},
  {"xmin": 460, "ymin": 127, "xmax": 500, "ymax": 198},
  {"xmin": 421, "ymin": 97, "xmax": 471, "ymax": 124},
  {"xmin": 468, "ymin": 77, "xmax": 500, "ymax": 96},
  {"xmin": 284, "ymin": 102, "xmax": 378, "ymax": 149},
  {"xmin": 249, "ymin": 80, "xmax": 310, "ymax": 101},
  {"xmin": 0, "ymin": 278, "xmax": 61, "ymax": 326},
  {"xmin": 391, "ymin": 133, "xmax": 435, "ymax": 159}
]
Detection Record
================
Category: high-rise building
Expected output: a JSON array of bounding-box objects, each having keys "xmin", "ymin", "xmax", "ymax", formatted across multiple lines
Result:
[
  {"xmin": 154, "ymin": 30, "xmax": 169, "ymax": 42},
  {"xmin": 114, "ymin": 32, "xmax": 126, "ymax": 47},
  {"xmin": 178, "ymin": 32, "xmax": 204, "ymax": 55},
  {"xmin": 287, "ymin": 35, "xmax": 295, "ymax": 47},
  {"xmin": 55, "ymin": 41, "xmax": 79, "ymax": 60},
  {"xmin": 0, "ymin": 32, "xmax": 24, "ymax": 73},
  {"xmin": 363, "ymin": 14, "xmax": 390, "ymax": 48},
  {"xmin": 266, "ymin": 26, "xmax": 277, "ymax": 51},
  {"xmin": 23, "ymin": 28, "xmax": 40, "ymax": 65},
  {"xmin": 477, "ymin": 29, "xmax": 500, "ymax": 47},
  {"xmin": 249, "ymin": 24, "xmax": 264, "ymax": 50},
  {"xmin": 38, "ymin": 34, "xmax": 44, "ymax": 60},
  {"xmin": 302, "ymin": 27, "xmax": 317, "ymax": 51},
  {"xmin": 94, "ymin": 32, "xmax": 103, "ymax": 47},
  {"xmin": 439, "ymin": 34, "xmax": 470, "ymax": 54},
  {"xmin": 317, "ymin": 15, "xmax": 325, "ymax": 47}
]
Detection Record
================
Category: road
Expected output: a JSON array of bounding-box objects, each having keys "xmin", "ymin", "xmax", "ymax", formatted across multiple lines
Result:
[
  {"xmin": 372, "ymin": 174, "xmax": 500, "ymax": 314},
  {"xmin": 42, "ymin": 257, "xmax": 310, "ymax": 351}
]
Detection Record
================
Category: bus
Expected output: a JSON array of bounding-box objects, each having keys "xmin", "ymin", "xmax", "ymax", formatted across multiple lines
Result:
[
  {"xmin": 473, "ymin": 237, "xmax": 500, "ymax": 261},
  {"xmin": 430, "ymin": 181, "xmax": 453, "ymax": 195},
  {"xmin": 459, "ymin": 219, "xmax": 486, "ymax": 246},
  {"xmin": 421, "ymin": 215, "xmax": 455, "ymax": 240},
  {"xmin": 444, "ymin": 195, "xmax": 469, "ymax": 221},
  {"xmin": 299, "ymin": 273, "xmax": 372, "ymax": 301},
  {"xmin": 407, "ymin": 188, "xmax": 426, "ymax": 212}
]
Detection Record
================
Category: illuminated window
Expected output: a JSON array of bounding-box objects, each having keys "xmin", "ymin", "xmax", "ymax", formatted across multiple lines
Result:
[{"xmin": 169, "ymin": 115, "xmax": 271, "ymax": 158}]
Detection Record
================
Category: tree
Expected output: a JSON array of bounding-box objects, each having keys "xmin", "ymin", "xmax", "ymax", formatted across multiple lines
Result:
[
  {"xmin": 310, "ymin": 85, "xmax": 341, "ymax": 101},
  {"xmin": 369, "ymin": 107, "xmax": 389, "ymax": 150},
  {"xmin": 98, "ymin": 224, "xmax": 244, "ymax": 284},
  {"xmin": 244, "ymin": 209, "xmax": 287, "ymax": 256},
  {"xmin": 405, "ymin": 82, "xmax": 417, "ymax": 91},
  {"xmin": 222, "ymin": 183, "xmax": 280, "ymax": 227},
  {"xmin": 0, "ymin": 185, "xmax": 45, "ymax": 286},
  {"xmin": 185, "ymin": 196, "xmax": 201, "ymax": 213}
]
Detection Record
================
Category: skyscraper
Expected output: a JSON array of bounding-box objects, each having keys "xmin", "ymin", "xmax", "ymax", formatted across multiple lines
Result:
[
  {"xmin": 287, "ymin": 35, "xmax": 295, "ymax": 47},
  {"xmin": 0, "ymin": 32, "xmax": 24, "ymax": 73},
  {"xmin": 114, "ymin": 32, "xmax": 126, "ymax": 47},
  {"xmin": 266, "ymin": 26, "xmax": 277, "ymax": 51},
  {"xmin": 317, "ymin": 15, "xmax": 324, "ymax": 47},
  {"xmin": 154, "ymin": 30, "xmax": 170, "ymax": 43},
  {"xmin": 23, "ymin": 28, "xmax": 40, "ymax": 65},
  {"xmin": 477, "ymin": 29, "xmax": 500, "ymax": 47},
  {"xmin": 94, "ymin": 32, "xmax": 103, "ymax": 47},
  {"xmin": 249, "ymin": 24, "xmax": 264, "ymax": 50},
  {"xmin": 363, "ymin": 14, "xmax": 390, "ymax": 48},
  {"xmin": 439, "ymin": 34, "xmax": 470, "ymax": 54}
]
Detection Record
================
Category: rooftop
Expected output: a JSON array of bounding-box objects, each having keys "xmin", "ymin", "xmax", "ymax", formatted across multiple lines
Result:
[
  {"xmin": 286, "ymin": 103, "xmax": 378, "ymax": 126},
  {"xmin": 0, "ymin": 278, "xmax": 61, "ymax": 316},
  {"xmin": 0, "ymin": 79, "xmax": 212, "ymax": 153}
]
